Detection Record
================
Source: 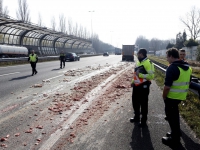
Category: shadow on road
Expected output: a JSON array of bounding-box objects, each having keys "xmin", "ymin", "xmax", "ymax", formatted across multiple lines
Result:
[
  {"xmin": 130, "ymin": 124, "xmax": 154, "ymax": 150},
  {"xmin": 9, "ymin": 75, "xmax": 32, "ymax": 81},
  {"xmin": 51, "ymin": 68, "xmax": 61, "ymax": 71},
  {"xmin": 181, "ymin": 130, "xmax": 200, "ymax": 150}
]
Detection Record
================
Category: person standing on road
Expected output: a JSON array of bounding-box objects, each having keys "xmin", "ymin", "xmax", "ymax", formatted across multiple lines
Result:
[
  {"xmin": 130, "ymin": 48, "xmax": 155, "ymax": 127},
  {"xmin": 60, "ymin": 50, "xmax": 65, "ymax": 69},
  {"xmin": 162, "ymin": 48, "xmax": 192, "ymax": 146},
  {"xmin": 28, "ymin": 50, "xmax": 38, "ymax": 76}
]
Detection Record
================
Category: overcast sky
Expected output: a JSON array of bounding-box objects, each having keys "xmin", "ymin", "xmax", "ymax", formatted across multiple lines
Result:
[{"xmin": 3, "ymin": 0, "xmax": 200, "ymax": 48}]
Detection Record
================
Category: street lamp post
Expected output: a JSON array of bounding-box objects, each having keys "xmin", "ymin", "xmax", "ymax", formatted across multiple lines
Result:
[{"xmin": 89, "ymin": 10, "xmax": 95, "ymax": 52}]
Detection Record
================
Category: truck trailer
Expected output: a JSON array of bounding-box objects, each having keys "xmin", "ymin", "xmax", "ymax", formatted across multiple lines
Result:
[
  {"xmin": 122, "ymin": 45, "xmax": 135, "ymax": 61},
  {"xmin": 115, "ymin": 48, "xmax": 121, "ymax": 55},
  {"xmin": 0, "ymin": 45, "xmax": 28, "ymax": 58}
]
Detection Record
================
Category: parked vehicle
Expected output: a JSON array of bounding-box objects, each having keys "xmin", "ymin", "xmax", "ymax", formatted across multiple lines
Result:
[
  {"xmin": 122, "ymin": 45, "xmax": 135, "ymax": 61},
  {"xmin": 103, "ymin": 52, "xmax": 109, "ymax": 56},
  {"xmin": 65, "ymin": 52, "xmax": 80, "ymax": 61}
]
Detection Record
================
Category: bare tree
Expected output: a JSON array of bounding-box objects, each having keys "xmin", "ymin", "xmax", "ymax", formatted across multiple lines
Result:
[
  {"xmin": 58, "ymin": 14, "xmax": 67, "ymax": 34},
  {"xmin": 38, "ymin": 13, "xmax": 43, "ymax": 27},
  {"xmin": 149, "ymin": 38, "xmax": 160, "ymax": 55},
  {"xmin": 51, "ymin": 16, "xmax": 56, "ymax": 31},
  {"xmin": 0, "ymin": 0, "xmax": 9, "ymax": 16},
  {"xmin": 73, "ymin": 22, "xmax": 78, "ymax": 36},
  {"xmin": 180, "ymin": 7, "xmax": 200, "ymax": 40},
  {"xmin": 78, "ymin": 24, "xmax": 84, "ymax": 38},
  {"xmin": 68, "ymin": 17, "xmax": 73, "ymax": 35},
  {"xmin": 16, "ymin": 0, "xmax": 31, "ymax": 22}
]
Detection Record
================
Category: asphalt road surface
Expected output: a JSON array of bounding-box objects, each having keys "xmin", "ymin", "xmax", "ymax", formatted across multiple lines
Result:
[{"xmin": 0, "ymin": 55, "xmax": 200, "ymax": 150}]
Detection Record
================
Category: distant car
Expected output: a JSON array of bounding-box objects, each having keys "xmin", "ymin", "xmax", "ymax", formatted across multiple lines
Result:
[
  {"xmin": 65, "ymin": 52, "xmax": 80, "ymax": 61},
  {"xmin": 103, "ymin": 52, "xmax": 109, "ymax": 56}
]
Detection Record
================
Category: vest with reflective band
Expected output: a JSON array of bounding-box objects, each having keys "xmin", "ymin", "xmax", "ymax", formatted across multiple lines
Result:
[
  {"xmin": 133, "ymin": 58, "xmax": 154, "ymax": 86},
  {"xmin": 60, "ymin": 53, "xmax": 65, "ymax": 56},
  {"xmin": 29, "ymin": 54, "xmax": 37, "ymax": 62},
  {"xmin": 167, "ymin": 67, "xmax": 191, "ymax": 100}
]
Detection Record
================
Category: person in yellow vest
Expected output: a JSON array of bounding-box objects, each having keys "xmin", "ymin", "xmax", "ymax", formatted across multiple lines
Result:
[
  {"xmin": 60, "ymin": 50, "xmax": 65, "ymax": 69},
  {"xmin": 130, "ymin": 48, "xmax": 155, "ymax": 127},
  {"xmin": 28, "ymin": 50, "xmax": 38, "ymax": 76},
  {"xmin": 179, "ymin": 49, "xmax": 200, "ymax": 99},
  {"xmin": 162, "ymin": 48, "xmax": 192, "ymax": 147}
]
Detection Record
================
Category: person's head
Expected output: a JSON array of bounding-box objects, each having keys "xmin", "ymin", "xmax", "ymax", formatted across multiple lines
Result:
[
  {"xmin": 137, "ymin": 48, "xmax": 147, "ymax": 59},
  {"xmin": 31, "ymin": 50, "xmax": 35, "ymax": 54},
  {"xmin": 179, "ymin": 49, "xmax": 186, "ymax": 60},
  {"xmin": 166, "ymin": 48, "xmax": 179, "ymax": 64}
]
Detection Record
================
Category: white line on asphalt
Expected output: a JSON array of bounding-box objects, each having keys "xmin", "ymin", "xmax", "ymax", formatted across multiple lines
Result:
[
  {"xmin": 43, "ymin": 74, "xmax": 63, "ymax": 81},
  {"xmin": 0, "ymin": 72, "xmax": 20, "ymax": 77}
]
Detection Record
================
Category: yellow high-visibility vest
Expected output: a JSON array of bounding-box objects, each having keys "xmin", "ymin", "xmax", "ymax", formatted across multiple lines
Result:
[{"xmin": 29, "ymin": 54, "xmax": 37, "ymax": 62}]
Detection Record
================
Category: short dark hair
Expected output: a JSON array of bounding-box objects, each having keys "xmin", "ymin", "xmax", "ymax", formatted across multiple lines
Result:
[
  {"xmin": 138, "ymin": 48, "xmax": 147, "ymax": 57},
  {"xmin": 179, "ymin": 49, "xmax": 185, "ymax": 52},
  {"xmin": 166, "ymin": 48, "xmax": 179, "ymax": 59}
]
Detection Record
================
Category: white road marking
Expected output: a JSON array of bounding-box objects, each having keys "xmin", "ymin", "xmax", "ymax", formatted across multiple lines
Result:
[
  {"xmin": 0, "ymin": 72, "xmax": 20, "ymax": 77},
  {"xmin": 43, "ymin": 74, "xmax": 63, "ymax": 81}
]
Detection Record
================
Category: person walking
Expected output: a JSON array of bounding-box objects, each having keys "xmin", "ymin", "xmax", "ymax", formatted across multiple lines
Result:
[
  {"xmin": 130, "ymin": 48, "xmax": 155, "ymax": 127},
  {"xmin": 28, "ymin": 50, "xmax": 38, "ymax": 76},
  {"xmin": 60, "ymin": 50, "xmax": 65, "ymax": 69},
  {"xmin": 162, "ymin": 48, "xmax": 192, "ymax": 146}
]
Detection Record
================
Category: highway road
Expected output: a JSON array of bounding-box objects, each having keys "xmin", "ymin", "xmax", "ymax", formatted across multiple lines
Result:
[
  {"xmin": 0, "ymin": 55, "xmax": 200, "ymax": 150},
  {"xmin": 0, "ymin": 55, "xmax": 120, "ymax": 101}
]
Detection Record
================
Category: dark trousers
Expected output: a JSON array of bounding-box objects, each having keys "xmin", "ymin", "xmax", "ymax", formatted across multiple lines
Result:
[
  {"xmin": 30, "ymin": 62, "xmax": 37, "ymax": 74},
  {"xmin": 132, "ymin": 82, "xmax": 150, "ymax": 123},
  {"xmin": 164, "ymin": 98, "xmax": 181, "ymax": 141},
  {"xmin": 60, "ymin": 59, "xmax": 65, "ymax": 68}
]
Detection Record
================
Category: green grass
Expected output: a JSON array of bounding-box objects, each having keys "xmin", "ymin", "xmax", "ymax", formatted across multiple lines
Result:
[{"xmin": 152, "ymin": 57, "xmax": 200, "ymax": 138}]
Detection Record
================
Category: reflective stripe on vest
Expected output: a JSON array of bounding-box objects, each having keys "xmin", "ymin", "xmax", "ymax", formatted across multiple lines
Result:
[
  {"xmin": 133, "ymin": 73, "xmax": 147, "ymax": 85},
  {"xmin": 167, "ymin": 67, "xmax": 191, "ymax": 100},
  {"xmin": 29, "ymin": 54, "xmax": 37, "ymax": 62}
]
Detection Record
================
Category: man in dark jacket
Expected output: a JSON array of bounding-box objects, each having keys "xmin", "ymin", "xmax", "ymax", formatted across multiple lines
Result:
[
  {"xmin": 28, "ymin": 50, "xmax": 38, "ymax": 76},
  {"xmin": 162, "ymin": 48, "xmax": 192, "ymax": 147},
  {"xmin": 60, "ymin": 50, "xmax": 65, "ymax": 69}
]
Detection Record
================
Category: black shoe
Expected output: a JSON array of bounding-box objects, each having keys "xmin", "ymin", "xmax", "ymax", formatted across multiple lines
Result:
[
  {"xmin": 162, "ymin": 137, "xmax": 180, "ymax": 146},
  {"xmin": 166, "ymin": 132, "xmax": 171, "ymax": 137},
  {"xmin": 138, "ymin": 122, "xmax": 147, "ymax": 128},
  {"xmin": 35, "ymin": 71, "xmax": 37, "ymax": 74},
  {"xmin": 130, "ymin": 118, "xmax": 140, "ymax": 123},
  {"xmin": 32, "ymin": 73, "xmax": 34, "ymax": 76},
  {"xmin": 164, "ymin": 116, "xmax": 168, "ymax": 121},
  {"xmin": 60, "ymin": 67, "xmax": 62, "ymax": 69}
]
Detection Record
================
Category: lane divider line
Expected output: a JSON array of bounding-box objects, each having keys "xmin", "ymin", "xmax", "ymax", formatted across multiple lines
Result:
[{"xmin": 0, "ymin": 72, "xmax": 20, "ymax": 77}]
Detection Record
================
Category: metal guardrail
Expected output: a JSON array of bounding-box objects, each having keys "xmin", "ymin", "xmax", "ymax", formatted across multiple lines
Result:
[{"xmin": 151, "ymin": 59, "xmax": 200, "ymax": 99}]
